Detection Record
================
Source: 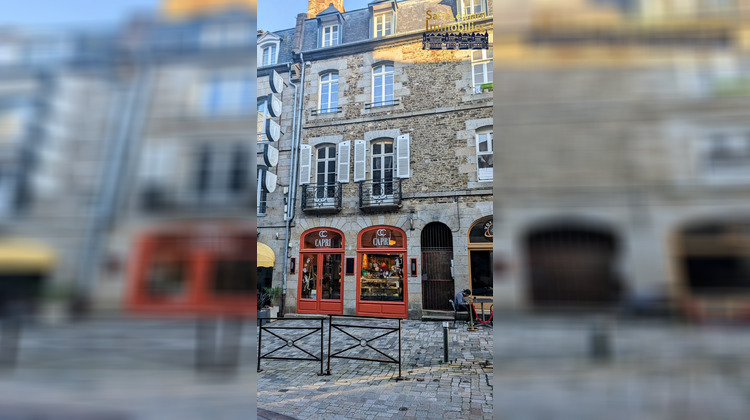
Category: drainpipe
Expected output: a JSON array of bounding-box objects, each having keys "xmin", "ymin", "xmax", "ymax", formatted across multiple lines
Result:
[
  {"xmin": 280, "ymin": 53, "xmax": 307, "ymax": 317},
  {"xmin": 280, "ymin": 62, "xmax": 299, "ymax": 317}
]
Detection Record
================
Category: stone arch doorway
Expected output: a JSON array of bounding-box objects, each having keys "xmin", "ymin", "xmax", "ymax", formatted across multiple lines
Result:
[
  {"xmin": 421, "ymin": 222, "xmax": 454, "ymax": 311},
  {"xmin": 526, "ymin": 224, "xmax": 622, "ymax": 308}
]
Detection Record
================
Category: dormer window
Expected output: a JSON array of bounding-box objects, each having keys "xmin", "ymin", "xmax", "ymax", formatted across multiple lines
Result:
[
  {"xmin": 262, "ymin": 45, "xmax": 277, "ymax": 66},
  {"xmin": 257, "ymin": 31, "xmax": 281, "ymax": 67},
  {"xmin": 322, "ymin": 24, "xmax": 339, "ymax": 47},
  {"xmin": 374, "ymin": 13, "xmax": 392, "ymax": 38}
]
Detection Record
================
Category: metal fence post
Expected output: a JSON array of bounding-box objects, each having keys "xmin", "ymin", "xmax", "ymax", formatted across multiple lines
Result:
[
  {"xmin": 442, "ymin": 321, "xmax": 449, "ymax": 363},
  {"xmin": 319, "ymin": 318, "xmax": 324, "ymax": 376},
  {"xmin": 257, "ymin": 319, "xmax": 263, "ymax": 373},
  {"xmin": 326, "ymin": 314, "xmax": 332, "ymax": 375},
  {"xmin": 397, "ymin": 318, "xmax": 403, "ymax": 380}
]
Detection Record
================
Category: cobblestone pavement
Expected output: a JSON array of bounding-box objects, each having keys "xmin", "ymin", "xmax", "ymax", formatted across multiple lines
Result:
[
  {"xmin": 0, "ymin": 317, "xmax": 255, "ymax": 420},
  {"xmin": 257, "ymin": 317, "xmax": 494, "ymax": 420}
]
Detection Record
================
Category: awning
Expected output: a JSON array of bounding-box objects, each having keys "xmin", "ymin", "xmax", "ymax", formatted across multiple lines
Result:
[
  {"xmin": 257, "ymin": 242, "xmax": 275, "ymax": 268},
  {"xmin": 0, "ymin": 239, "xmax": 56, "ymax": 272}
]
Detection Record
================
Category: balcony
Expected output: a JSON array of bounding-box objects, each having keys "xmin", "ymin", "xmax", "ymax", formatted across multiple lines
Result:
[
  {"xmin": 310, "ymin": 106, "xmax": 342, "ymax": 116},
  {"xmin": 140, "ymin": 185, "xmax": 251, "ymax": 213},
  {"xmin": 358, "ymin": 179, "xmax": 401, "ymax": 212},
  {"xmin": 301, "ymin": 182, "xmax": 342, "ymax": 214},
  {"xmin": 364, "ymin": 98, "xmax": 400, "ymax": 110}
]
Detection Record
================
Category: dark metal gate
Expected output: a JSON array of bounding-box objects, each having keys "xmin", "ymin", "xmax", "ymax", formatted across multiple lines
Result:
[
  {"xmin": 421, "ymin": 223, "xmax": 454, "ymax": 310},
  {"xmin": 526, "ymin": 225, "xmax": 622, "ymax": 309}
]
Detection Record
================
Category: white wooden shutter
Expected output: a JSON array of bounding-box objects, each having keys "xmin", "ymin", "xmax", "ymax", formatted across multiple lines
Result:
[
  {"xmin": 299, "ymin": 144, "xmax": 312, "ymax": 185},
  {"xmin": 337, "ymin": 141, "xmax": 350, "ymax": 183},
  {"xmin": 353, "ymin": 140, "xmax": 366, "ymax": 182},
  {"xmin": 396, "ymin": 133, "xmax": 410, "ymax": 178}
]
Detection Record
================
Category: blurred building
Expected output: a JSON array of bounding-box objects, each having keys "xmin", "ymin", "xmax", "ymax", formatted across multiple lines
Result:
[
  {"xmin": 492, "ymin": 0, "xmax": 750, "ymax": 318},
  {"xmin": 258, "ymin": 0, "xmax": 494, "ymax": 319},
  {"xmin": 0, "ymin": 3, "xmax": 257, "ymax": 315}
]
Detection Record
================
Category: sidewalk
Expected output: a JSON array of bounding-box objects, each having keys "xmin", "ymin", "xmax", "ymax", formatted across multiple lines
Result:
[{"xmin": 257, "ymin": 318, "xmax": 493, "ymax": 420}]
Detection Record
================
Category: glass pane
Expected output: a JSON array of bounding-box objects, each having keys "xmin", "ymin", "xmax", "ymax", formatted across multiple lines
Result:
[
  {"xmin": 384, "ymin": 142, "xmax": 393, "ymax": 154},
  {"xmin": 360, "ymin": 229, "xmax": 405, "ymax": 248},
  {"xmin": 472, "ymin": 50, "xmax": 483, "ymax": 61},
  {"xmin": 373, "ymin": 156, "xmax": 382, "ymax": 171},
  {"xmin": 478, "ymin": 154, "xmax": 493, "ymax": 170},
  {"xmin": 146, "ymin": 260, "xmax": 187, "ymax": 300},
  {"xmin": 487, "ymin": 65, "xmax": 493, "ymax": 82},
  {"xmin": 474, "ymin": 64, "xmax": 483, "ymax": 84},
  {"xmin": 478, "ymin": 135, "xmax": 488, "ymax": 152},
  {"xmin": 211, "ymin": 260, "xmax": 253, "ymax": 295},
  {"xmin": 385, "ymin": 156, "xmax": 393, "ymax": 170},
  {"xmin": 321, "ymin": 254, "xmax": 342, "ymax": 300},
  {"xmin": 318, "ymin": 148, "xmax": 326, "ymax": 159},
  {"xmin": 303, "ymin": 230, "xmax": 343, "ymax": 249},
  {"xmin": 301, "ymin": 255, "xmax": 318, "ymax": 299},
  {"xmin": 373, "ymin": 143, "xmax": 381, "ymax": 155},
  {"xmin": 359, "ymin": 253, "xmax": 404, "ymax": 302},
  {"xmin": 470, "ymin": 250, "xmax": 493, "ymax": 296}
]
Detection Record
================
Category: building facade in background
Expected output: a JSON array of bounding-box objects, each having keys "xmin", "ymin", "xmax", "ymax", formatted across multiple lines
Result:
[{"xmin": 258, "ymin": 0, "xmax": 494, "ymax": 319}]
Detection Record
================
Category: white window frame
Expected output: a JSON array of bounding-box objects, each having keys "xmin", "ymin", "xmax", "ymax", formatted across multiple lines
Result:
[
  {"xmin": 374, "ymin": 13, "xmax": 393, "ymax": 38},
  {"xmin": 257, "ymin": 102, "xmax": 268, "ymax": 142},
  {"xmin": 698, "ymin": 131, "xmax": 750, "ymax": 183},
  {"xmin": 314, "ymin": 144, "xmax": 338, "ymax": 203},
  {"xmin": 195, "ymin": 143, "xmax": 250, "ymax": 204},
  {"xmin": 371, "ymin": 139, "xmax": 395, "ymax": 198},
  {"xmin": 476, "ymin": 128, "xmax": 493, "ymax": 182},
  {"xmin": 471, "ymin": 49, "xmax": 493, "ymax": 88},
  {"xmin": 460, "ymin": 0, "xmax": 484, "ymax": 16},
  {"xmin": 205, "ymin": 73, "xmax": 253, "ymax": 116},
  {"xmin": 322, "ymin": 24, "xmax": 339, "ymax": 47},
  {"xmin": 372, "ymin": 64, "xmax": 394, "ymax": 106},
  {"xmin": 261, "ymin": 44, "xmax": 277, "ymax": 66},
  {"xmin": 319, "ymin": 72, "xmax": 339, "ymax": 113}
]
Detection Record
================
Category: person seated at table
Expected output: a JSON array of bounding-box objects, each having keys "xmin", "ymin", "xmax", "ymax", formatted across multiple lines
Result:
[{"xmin": 455, "ymin": 289, "xmax": 471, "ymax": 317}]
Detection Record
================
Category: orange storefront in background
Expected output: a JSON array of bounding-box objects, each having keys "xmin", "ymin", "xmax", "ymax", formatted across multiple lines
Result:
[{"xmin": 127, "ymin": 225, "xmax": 254, "ymax": 317}]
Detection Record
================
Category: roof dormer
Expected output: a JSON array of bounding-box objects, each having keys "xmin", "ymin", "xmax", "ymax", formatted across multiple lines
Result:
[
  {"xmin": 257, "ymin": 31, "xmax": 281, "ymax": 67},
  {"xmin": 369, "ymin": 0, "xmax": 398, "ymax": 39}
]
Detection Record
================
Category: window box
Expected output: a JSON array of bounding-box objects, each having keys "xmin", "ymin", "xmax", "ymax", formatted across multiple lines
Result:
[{"xmin": 480, "ymin": 82, "xmax": 493, "ymax": 92}]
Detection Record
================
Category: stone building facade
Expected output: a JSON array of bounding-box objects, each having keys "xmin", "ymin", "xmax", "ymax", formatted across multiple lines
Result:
[
  {"xmin": 490, "ymin": 1, "xmax": 750, "ymax": 318},
  {"xmin": 258, "ymin": 0, "xmax": 494, "ymax": 319}
]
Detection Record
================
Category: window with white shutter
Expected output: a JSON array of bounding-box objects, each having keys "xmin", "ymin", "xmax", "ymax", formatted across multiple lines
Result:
[
  {"xmin": 299, "ymin": 144, "xmax": 312, "ymax": 185},
  {"xmin": 396, "ymin": 134, "xmax": 410, "ymax": 178},
  {"xmin": 353, "ymin": 140, "xmax": 366, "ymax": 182},
  {"xmin": 337, "ymin": 141, "xmax": 351, "ymax": 183}
]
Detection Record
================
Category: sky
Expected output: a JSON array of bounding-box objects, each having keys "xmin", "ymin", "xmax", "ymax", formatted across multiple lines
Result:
[
  {"xmin": 0, "ymin": 0, "xmax": 159, "ymax": 29},
  {"xmin": 258, "ymin": 0, "xmax": 372, "ymax": 32}
]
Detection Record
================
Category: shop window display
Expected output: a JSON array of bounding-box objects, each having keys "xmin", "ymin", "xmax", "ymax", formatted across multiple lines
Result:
[{"xmin": 360, "ymin": 253, "xmax": 404, "ymax": 302}]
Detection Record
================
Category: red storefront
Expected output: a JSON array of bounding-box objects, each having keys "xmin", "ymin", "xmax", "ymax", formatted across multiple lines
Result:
[
  {"xmin": 297, "ymin": 228, "xmax": 344, "ymax": 314},
  {"xmin": 126, "ymin": 226, "xmax": 254, "ymax": 317},
  {"xmin": 356, "ymin": 226, "xmax": 408, "ymax": 318}
]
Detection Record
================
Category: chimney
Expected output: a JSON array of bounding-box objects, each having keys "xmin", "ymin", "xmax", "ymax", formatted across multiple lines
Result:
[
  {"xmin": 292, "ymin": 13, "xmax": 306, "ymax": 52},
  {"xmin": 307, "ymin": 0, "xmax": 345, "ymax": 19}
]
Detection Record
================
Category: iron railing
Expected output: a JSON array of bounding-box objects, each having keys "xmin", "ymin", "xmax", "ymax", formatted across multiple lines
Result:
[
  {"xmin": 358, "ymin": 179, "xmax": 401, "ymax": 211},
  {"xmin": 310, "ymin": 106, "xmax": 342, "ymax": 116},
  {"xmin": 364, "ymin": 98, "xmax": 399, "ymax": 109},
  {"xmin": 257, "ymin": 317, "xmax": 325, "ymax": 376},
  {"xmin": 301, "ymin": 182, "xmax": 342, "ymax": 214},
  {"xmin": 326, "ymin": 314, "xmax": 403, "ymax": 380}
]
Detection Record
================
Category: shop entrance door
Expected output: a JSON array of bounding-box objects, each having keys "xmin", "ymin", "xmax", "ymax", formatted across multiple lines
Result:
[{"xmin": 298, "ymin": 252, "xmax": 343, "ymax": 314}]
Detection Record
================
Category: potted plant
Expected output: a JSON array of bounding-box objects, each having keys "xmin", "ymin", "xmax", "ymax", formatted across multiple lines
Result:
[
  {"xmin": 257, "ymin": 290, "xmax": 270, "ymax": 326},
  {"xmin": 264, "ymin": 286, "xmax": 282, "ymax": 319},
  {"xmin": 41, "ymin": 282, "xmax": 73, "ymax": 325}
]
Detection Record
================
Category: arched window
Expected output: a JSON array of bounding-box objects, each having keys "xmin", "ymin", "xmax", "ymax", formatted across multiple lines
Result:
[
  {"xmin": 372, "ymin": 64, "xmax": 394, "ymax": 106},
  {"xmin": 319, "ymin": 72, "xmax": 339, "ymax": 113}
]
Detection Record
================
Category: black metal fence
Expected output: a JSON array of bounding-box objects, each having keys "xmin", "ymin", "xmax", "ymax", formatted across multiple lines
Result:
[
  {"xmin": 358, "ymin": 179, "xmax": 402, "ymax": 211},
  {"xmin": 257, "ymin": 317, "xmax": 325, "ymax": 376},
  {"xmin": 301, "ymin": 182, "xmax": 343, "ymax": 213},
  {"xmin": 326, "ymin": 314, "xmax": 403, "ymax": 380}
]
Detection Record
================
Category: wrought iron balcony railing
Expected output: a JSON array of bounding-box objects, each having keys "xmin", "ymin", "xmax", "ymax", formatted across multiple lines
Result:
[
  {"xmin": 301, "ymin": 182, "xmax": 342, "ymax": 214},
  {"xmin": 358, "ymin": 179, "xmax": 402, "ymax": 212},
  {"xmin": 310, "ymin": 106, "xmax": 342, "ymax": 116},
  {"xmin": 140, "ymin": 185, "xmax": 251, "ymax": 213},
  {"xmin": 364, "ymin": 98, "xmax": 399, "ymax": 109}
]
